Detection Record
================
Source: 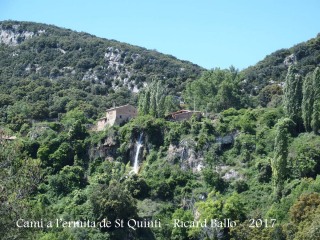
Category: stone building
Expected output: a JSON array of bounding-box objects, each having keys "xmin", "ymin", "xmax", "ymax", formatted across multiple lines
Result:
[
  {"xmin": 96, "ymin": 104, "xmax": 137, "ymax": 131},
  {"xmin": 165, "ymin": 110, "xmax": 202, "ymax": 122}
]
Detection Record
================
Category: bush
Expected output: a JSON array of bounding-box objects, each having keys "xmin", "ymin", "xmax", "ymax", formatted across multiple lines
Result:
[{"xmin": 48, "ymin": 166, "xmax": 86, "ymax": 195}]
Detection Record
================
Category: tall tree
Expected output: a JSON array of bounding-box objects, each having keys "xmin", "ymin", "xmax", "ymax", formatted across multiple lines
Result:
[
  {"xmin": 154, "ymin": 81, "xmax": 166, "ymax": 117},
  {"xmin": 302, "ymin": 73, "xmax": 314, "ymax": 131},
  {"xmin": 312, "ymin": 67, "xmax": 320, "ymax": 134},
  {"xmin": 164, "ymin": 95, "xmax": 179, "ymax": 115},
  {"xmin": 149, "ymin": 82, "xmax": 157, "ymax": 117},
  {"xmin": 138, "ymin": 91, "xmax": 150, "ymax": 115},
  {"xmin": 271, "ymin": 118, "xmax": 293, "ymax": 199},
  {"xmin": 283, "ymin": 66, "xmax": 303, "ymax": 130},
  {"xmin": 183, "ymin": 68, "xmax": 243, "ymax": 113},
  {"xmin": 137, "ymin": 80, "xmax": 168, "ymax": 118},
  {"xmin": 312, "ymin": 100, "xmax": 320, "ymax": 134}
]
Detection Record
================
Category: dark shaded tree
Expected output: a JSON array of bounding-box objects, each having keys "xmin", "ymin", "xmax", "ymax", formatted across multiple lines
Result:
[
  {"xmin": 302, "ymin": 72, "xmax": 314, "ymax": 131},
  {"xmin": 312, "ymin": 67, "xmax": 320, "ymax": 134},
  {"xmin": 283, "ymin": 66, "xmax": 303, "ymax": 130},
  {"xmin": 271, "ymin": 118, "xmax": 293, "ymax": 199}
]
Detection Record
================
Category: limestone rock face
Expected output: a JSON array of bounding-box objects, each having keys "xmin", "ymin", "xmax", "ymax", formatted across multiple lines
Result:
[
  {"xmin": 167, "ymin": 142, "xmax": 204, "ymax": 173},
  {"xmin": 0, "ymin": 20, "xmax": 203, "ymax": 107},
  {"xmin": 284, "ymin": 53, "xmax": 297, "ymax": 66},
  {"xmin": 0, "ymin": 24, "xmax": 45, "ymax": 46}
]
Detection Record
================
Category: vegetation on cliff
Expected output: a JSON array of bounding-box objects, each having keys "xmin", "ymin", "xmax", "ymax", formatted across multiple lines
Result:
[{"xmin": 1, "ymin": 20, "xmax": 320, "ymax": 239}]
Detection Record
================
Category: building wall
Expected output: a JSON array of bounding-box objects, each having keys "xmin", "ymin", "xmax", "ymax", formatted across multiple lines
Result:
[
  {"xmin": 96, "ymin": 118, "xmax": 108, "ymax": 131},
  {"xmin": 106, "ymin": 110, "xmax": 117, "ymax": 126},
  {"xmin": 96, "ymin": 105, "xmax": 137, "ymax": 131},
  {"xmin": 114, "ymin": 105, "xmax": 137, "ymax": 125}
]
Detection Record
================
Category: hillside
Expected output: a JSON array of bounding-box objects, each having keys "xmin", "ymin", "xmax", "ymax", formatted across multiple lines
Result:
[
  {"xmin": 1, "ymin": 20, "xmax": 320, "ymax": 240},
  {"xmin": 182, "ymin": 34, "xmax": 320, "ymax": 111},
  {"xmin": 241, "ymin": 33, "xmax": 320, "ymax": 96},
  {"xmin": 0, "ymin": 20, "xmax": 203, "ymax": 127}
]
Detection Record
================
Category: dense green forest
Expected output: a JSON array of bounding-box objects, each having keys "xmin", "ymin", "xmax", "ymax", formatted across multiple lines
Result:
[{"xmin": 1, "ymin": 20, "xmax": 320, "ymax": 240}]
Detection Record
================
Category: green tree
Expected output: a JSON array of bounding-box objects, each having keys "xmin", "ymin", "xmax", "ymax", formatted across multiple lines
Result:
[
  {"xmin": 290, "ymin": 192, "xmax": 320, "ymax": 224},
  {"xmin": 68, "ymin": 120, "xmax": 88, "ymax": 140},
  {"xmin": 0, "ymin": 93, "xmax": 14, "ymax": 107},
  {"xmin": 138, "ymin": 80, "xmax": 167, "ymax": 118},
  {"xmin": 90, "ymin": 181, "xmax": 137, "ymax": 226},
  {"xmin": 48, "ymin": 165, "xmax": 86, "ymax": 195},
  {"xmin": 214, "ymin": 80, "xmax": 240, "ymax": 112},
  {"xmin": 283, "ymin": 66, "xmax": 303, "ymax": 129},
  {"xmin": 31, "ymin": 101, "xmax": 49, "ymax": 120},
  {"xmin": 164, "ymin": 95, "xmax": 179, "ymax": 115},
  {"xmin": 223, "ymin": 193, "xmax": 246, "ymax": 221},
  {"xmin": 49, "ymin": 142, "xmax": 74, "ymax": 171},
  {"xmin": 271, "ymin": 118, "xmax": 293, "ymax": 199},
  {"xmin": 312, "ymin": 67, "xmax": 320, "ymax": 134},
  {"xmin": 183, "ymin": 68, "xmax": 243, "ymax": 113},
  {"xmin": 138, "ymin": 91, "xmax": 150, "ymax": 115},
  {"xmin": 302, "ymin": 73, "xmax": 314, "ymax": 131},
  {"xmin": 312, "ymin": 101, "xmax": 320, "ymax": 134},
  {"xmin": 0, "ymin": 138, "xmax": 41, "ymax": 239},
  {"xmin": 202, "ymin": 168, "xmax": 227, "ymax": 192},
  {"xmin": 171, "ymin": 209, "xmax": 193, "ymax": 240},
  {"xmin": 259, "ymin": 84, "xmax": 283, "ymax": 107}
]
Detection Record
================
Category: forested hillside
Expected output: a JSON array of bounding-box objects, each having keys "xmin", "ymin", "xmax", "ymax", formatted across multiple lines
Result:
[
  {"xmin": 1, "ymin": 20, "xmax": 320, "ymax": 240},
  {"xmin": 0, "ymin": 20, "xmax": 202, "ymax": 130},
  {"xmin": 241, "ymin": 33, "xmax": 320, "ymax": 97}
]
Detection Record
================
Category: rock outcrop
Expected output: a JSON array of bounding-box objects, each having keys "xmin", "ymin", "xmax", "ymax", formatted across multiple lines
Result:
[{"xmin": 0, "ymin": 24, "xmax": 44, "ymax": 46}]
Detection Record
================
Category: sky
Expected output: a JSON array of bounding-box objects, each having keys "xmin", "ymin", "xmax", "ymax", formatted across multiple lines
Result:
[{"xmin": 0, "ymin": 0, "xmax": 320, "ymax": 70}]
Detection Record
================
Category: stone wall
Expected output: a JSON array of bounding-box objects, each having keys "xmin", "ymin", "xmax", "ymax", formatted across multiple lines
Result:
[{"xmin": 96, "ymin": 105, "xmax": 137, "ymax": 130}]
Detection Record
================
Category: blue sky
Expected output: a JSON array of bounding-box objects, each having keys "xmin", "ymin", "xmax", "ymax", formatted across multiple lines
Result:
[{"xmin": 1, "ymin": 0, "xmax": 319, "ymax": 70}]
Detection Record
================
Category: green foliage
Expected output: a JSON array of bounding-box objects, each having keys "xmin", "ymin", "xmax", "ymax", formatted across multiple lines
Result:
[
  {"xmin": 238, "ymin": 111, "xmax": 256, "ymax": 134},
  {"xmin": 164, "ymin": 95, "xmax": 179, "ymax": 115},
  {"xmin": 202, "ymin": 168, "xmax": 227, "ymax": 192},
  {"xmin": 48, "ymin": 165, "xmax": 86, "ymax": 195},
  {"xmin": 258, "ymin": 84, "xmax": 283, "ymax": 107},
  {"xmin": 312, "ymin": 67, "xmax": 320, "ymax": 134},
  {"xmin": 2, "ymin": 20, "xmax": 320, "ymax": 240},
  {"xmin": 0, "ymin": 20, "xmax": 203, "ymax": 131},
  {"xmin": 312, "ymin": 100, "xmax": 320, "ymax": 134},
  {"xmin": 259, "ymin": 108, "xmax": 284, "ymax": 128},
  {"xmin": 287, "ymin": 133, "xmax": 320, "ymax": 178},
  {"xmin": 49, "ymin": 142, "xmax": 74, "ymax": 171},
  {"xmin": 90, "ymin": 181, "xmax": 137, "ymax": 225},
  {"xmin": 256, "ymin": 159, "xmax": 272, "ymax": 183},
  {"xmin": 223, "ymin": 193, "xmax": 246, "ymax": 221},
  {"xmin": 0, "ymin": 93, "xmax": 14, "ymax": 107},
  {"xmin": 183, "ymin": 68, "xmax": 245, "ymax": 113},
  {"xmin": 68, "ymin": 120, "xmax": 88, "ymax": 140},
  {"xmin": 271, "ymin": 118, "xmax": 293, "ymax": 198},
  {"xmin": 302, "ymin": 73, "xmax": 314, "ymax": 131},
  {"xmin": 283, "ymin": 66, "xmax": 303, "ymax": 128},
  {"xmin": 61, "ymin": 108, "xmax": 87, "ymax": 125},
  {"xmin": 290, "ymin": 207, "xmax": 320, "ymax": 240},
  {"xmin": 138, "ymin": 80, "xmax": 177, "ymax": 118},
  {"xmin": 242, "ymin": 34, "xmax": 320, "ymax": 98},
  {"xmin": 301, "ymin": 67, "xmax": 320, "ymax": 134},
  {"xmin": 290, "ymin": 192, "xmax": 320, "ymax": 224},
  {"xmin": 171, "ymin": 209, "xmax": 193, "ymax": 240},
  {"xmin": 124, "ymin": 175, "xmax": 150, "ymax": 199},
  {"xmin": 266, "ymin": 176, "xmax": 320, "ymax": 224},
  {"xmin": 0, "ymin": 139, "xmax": 42, "ymax": 239},
  {"xmin": 195, "ymin": 192, "xmax": 246, "ymax": 239}
]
